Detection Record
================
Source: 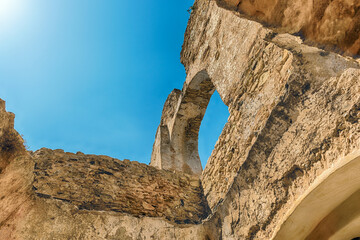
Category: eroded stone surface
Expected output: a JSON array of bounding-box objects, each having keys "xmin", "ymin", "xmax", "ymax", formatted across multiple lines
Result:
[
  {"xmin": 21, "ymin": 198, "xmax": 210, "ymax": 240},
  {"xmin": 0, "ymin": 100, "xmax": 33, "ymax": 240},
  {"xmin": 179, "ymin": 0, "xmax": 360, "ymax": 238},
  {"xmin": 33, "ymin": 148, "xmax": 210, "ymax": 224},
  {"xmin": 1, "ymin": 0, "xmax": 360, "ymax": 239},
  {"xmin": 0, "ymin": 100, "xmax": 213, "ymax": 239},
  {"xmin": 0, "ymin": 99, "xmax": 25, "ymax": 172},
  {"xmin": 217, "ymin": 0, "xmax": 360, "ymax": 55}
]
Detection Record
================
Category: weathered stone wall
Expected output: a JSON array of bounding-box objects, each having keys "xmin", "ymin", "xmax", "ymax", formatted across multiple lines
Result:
[
  {"xmin": 180, "ymin": 0, "xmax": 358, "ymax": 208},
  {"xmin": 179, "ymin": 0, "xmax": 360, "ymax": 239},
  {"xmin": 0, "ymin": 101, "xmax": 213, "ymax": 239},
  {"xmin": 33, "ymin": 148, "xmax": 210, "ymax": 224},
  {"xmin": 216, "ymin": 0, "xmax": 360, "ymax": 55},
  {"xmin": 206, "ymin": 66, "xmax": 360, "ymax": 239},
  {"xmin": 150, "ymin": 0, "xmax": 360, "ymax": 238},
  {"xmin": 21, "ymin": 201, "xmax": 210, "ymax": 240},
  {"xmin": 1, "ymin": 0, "xmax": 360, "ymax": 239}
]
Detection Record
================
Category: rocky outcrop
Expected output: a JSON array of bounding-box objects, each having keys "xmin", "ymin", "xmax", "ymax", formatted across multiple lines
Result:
[
  {"xmin": 0, "ymin": 99, "xmax": 25, "ymax": 172},
  {"xmin": 0, "ymin": 100, "xmax": 32, "ymax": 240}
]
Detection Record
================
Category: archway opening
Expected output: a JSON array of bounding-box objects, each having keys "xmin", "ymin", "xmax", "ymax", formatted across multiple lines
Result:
[
  {"xmin": 150, "ymin": 70, "xmax": 229, "ymax": 175},
  {"xmin": 198, "ymin": 90, "xmax": 229, "ymax": 169}
]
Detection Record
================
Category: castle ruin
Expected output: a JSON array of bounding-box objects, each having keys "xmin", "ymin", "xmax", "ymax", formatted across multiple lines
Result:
[{"xmin": 1, "ymin": 0, "xmax": 360, "ymax": 239}]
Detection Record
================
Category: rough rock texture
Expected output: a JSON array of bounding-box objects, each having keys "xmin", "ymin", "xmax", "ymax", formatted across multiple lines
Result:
[
  {"xmin": 1, "ymin": 0, "xmax": 360, "ymax": 239},
  {"xmin": 217, "ymin": 0, "xmax": 360, "ymax": 55},
  {"xmin": 180, "ymin": 0, "xmax": 360, "ymax": 238},
  {"xmin": 33, "ymin": 148, "xmax": 210, "ymax": 224},
  {"xmin": 0, "ymin": 100, "xmax": 213, "ymax": 239},
  {"xmin": 0, "ymin": 100, "xmax": 25, "ymax": 172},
  {"xmin": 181, "ymin": 0, "xmax": 359, "ymax": 210},
  {"xmin": 153, "ymin": 0, "xmax": 360, "ymax": 238},
  {"xmin": 0, "ymin": 101, "xmax": 32, "ymax": 240}
]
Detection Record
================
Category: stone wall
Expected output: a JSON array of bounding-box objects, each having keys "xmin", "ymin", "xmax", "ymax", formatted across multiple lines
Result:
[
  {"xmin": 33, "ymin": 148, "xmax": 210, "ymax": 224},
  {"xmin": 216, "ymin": 0, "xmax": 360, "ymax": 55},
  {"xmin": 1, "ymin": 0, "xmax": 360, "ymax": 239},
  {"xmin": 154, "ymin": 0, "xmax": 359, "ymax": 238},
  {"xmin": 19, "ymin": 148, "xmax": 212, "ymax": 239},
  {"xmin": 0, "ymin": 100, "xmax": 213, "ymax": 239},
  {"xmin": 180, "ymin": 0, "xmax": 360, "ymax": 239}
]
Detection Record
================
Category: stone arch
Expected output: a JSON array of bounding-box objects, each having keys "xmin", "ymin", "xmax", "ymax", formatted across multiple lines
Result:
[
  {"xmin": 273, "ymin": 150, "xmax": 360, "ymax": 240},
  {"xmin": 150, "ymin": 70, "xmax": 220, "ymax": 175}
]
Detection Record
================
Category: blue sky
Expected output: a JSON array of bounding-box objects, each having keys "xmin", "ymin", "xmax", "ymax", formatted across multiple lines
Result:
[{"xmin": 0, "ymin": 0, "xmax": 229, "ymax": 168}]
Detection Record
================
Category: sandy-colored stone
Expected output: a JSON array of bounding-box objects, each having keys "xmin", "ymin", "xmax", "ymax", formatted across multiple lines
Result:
[
  {"xmin": 180, "ymin": 1, "xmax": 359, "ymax": 239},
  {"xmin": 1, "ymin": 0, "xmax": 360, "ymax": 239},
  {"xmin": 32, "ymin": 148, "xmax": 210, "ymax": 225},
  {"xmin": 151, "ymin": 71, "xmax": 215, "ymax": 175},
  {"xmin": 153, "ymin": 0, "xmax": 359, "ymax": 238},
  {"xmin": 217, "ymin": 0, "xmax": 360, "ymax": 55},
  {"xmin": 0, "ymin": 100, "xmax": 213, "ymax": 239}
]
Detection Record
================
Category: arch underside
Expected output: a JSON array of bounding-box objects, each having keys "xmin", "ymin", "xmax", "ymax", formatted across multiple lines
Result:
[{"xmin": 273, "ymin": 150, "xmax": 360, "ymax": 240}]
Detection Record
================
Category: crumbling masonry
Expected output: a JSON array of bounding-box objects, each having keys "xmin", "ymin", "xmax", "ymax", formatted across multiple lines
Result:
[{"xmin": 1, "ymin": 0, "xmax": 360, "ymax": 239}]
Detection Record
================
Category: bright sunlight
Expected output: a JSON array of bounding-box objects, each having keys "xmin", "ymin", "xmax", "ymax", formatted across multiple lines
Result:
[{"xmin": 0, "ymin": 0, "xmax": 24, "ymax": 25}]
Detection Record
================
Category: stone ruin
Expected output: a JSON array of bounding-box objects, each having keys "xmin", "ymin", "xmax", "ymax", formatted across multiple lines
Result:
[{"xmin": 0, "ymin": 0, "xmax": 359, "ymax": 239}]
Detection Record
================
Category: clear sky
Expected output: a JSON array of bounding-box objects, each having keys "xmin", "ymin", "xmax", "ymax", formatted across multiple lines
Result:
[{"xmin": 0, "ymin": 0, "xmax": 229, "ymax": 168}]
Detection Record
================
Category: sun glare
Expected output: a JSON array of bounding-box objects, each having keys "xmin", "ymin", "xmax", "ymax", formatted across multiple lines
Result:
[{"xmin": 0, "ymin": 0, "xmax": 24, "ymax": 25}]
